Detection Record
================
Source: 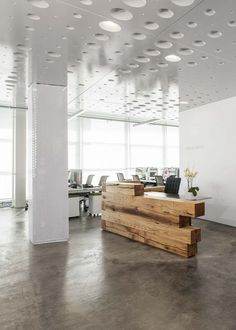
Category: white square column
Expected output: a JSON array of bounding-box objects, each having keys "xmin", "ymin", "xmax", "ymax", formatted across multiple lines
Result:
[
  {"xmin": 28, "ymin": 83, "xmax": 69, "ymax": 244},
  {"xmin": 12, "ymin": 109, "xmax": 26, "ymax": 208}
]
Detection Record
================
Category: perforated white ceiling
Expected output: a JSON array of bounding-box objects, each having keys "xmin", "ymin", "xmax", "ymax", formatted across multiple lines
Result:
[{"xmin": 1, "ymin": 0, "xmax": 236, "ymax": 125}]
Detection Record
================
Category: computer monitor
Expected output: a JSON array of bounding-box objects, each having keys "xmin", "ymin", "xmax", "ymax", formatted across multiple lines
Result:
[{"xmin": 68, "ymin": 169, "xmax": 82, "ymax": 187}]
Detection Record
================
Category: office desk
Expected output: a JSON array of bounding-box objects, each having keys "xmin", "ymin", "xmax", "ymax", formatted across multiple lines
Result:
[
  {"xmin": 102, "ymin": 183, "xmax": 205, "ymax": 257},
  {"xmin": 68, "ymin": 187, "xmax": 102, "ymax": 218},
  {"xmin": 68, "ymin": 186, "xmax": 101, "ymax": 197}
]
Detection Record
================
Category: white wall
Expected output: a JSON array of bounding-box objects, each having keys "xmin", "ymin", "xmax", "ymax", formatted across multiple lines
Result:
[{"xmin": 180, "ymin": 96, "xmax": 236, "ymax": 227}]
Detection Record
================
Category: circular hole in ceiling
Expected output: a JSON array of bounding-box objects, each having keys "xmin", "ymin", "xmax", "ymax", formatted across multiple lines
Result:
[
  {"xmin": 208, "ymin": 30, "xmax": 222, "ymax": 38},
  {"xmin": 87, "ymin": 42, "xmax": 100, "ymax": 49},
  {"xmin": 228, "ymin": 20, "xmax": 236, "ymax": 27},
  {"xmin": 187, "ymin": 21, "xmax": 197, "ymax": 28},
  {"xmin": 171, "ymin": 0, "xmax": 195, "ymax": 6},
  {"xmin": 47, "ymin": 51, "xmax": 62, "ymax": 58},
  {"xmin": 144, "ymin": 49, "xmax": 160, "ymax": 56},
  {"xmin": 144, "ymin": 21, "xmax": 159, "ymax": 30},
  {"xmin": 157, "ymin": 62, "xmax": 168, "ymax": 67},
  {"xmin": 99, "ymin": 21, "xmax": 121, "ymax": 32},
  {"xmin": 193, "ymin": 40, "xmax": 206, "ymax": 47},
  {"xmin": 201, "ymin": 55, "xmax": 208, "ymax": 60},
  {"xmin": 204, "ymin": 9, "xmax": 215, "ymax": 16},
  {"xmin": 73, "ymin": 13, "xmax": 82, "ymax": 19},
  {"xmin": 135, "ymin": 56, "xmax": 150, "ymax": 63},
  {"xmin": 169, "ymin": 31, "xmax": 184, "ymax": 39},
  {"xmin": 132, "ymin": 32, "xmax": 146, "ymax": 40},
  {"xmin": 110, "ymin": 8, "xmax": 133, "ymax": 20},
  {"xmin": 178, "ymin": 47, "xmax": 194, "ymax": 55},
  {"xmin": 187, "ymin": 61, "xmax": 198, "ymax": 66},
  {"xmin": 27, "ymin": 0, "xmax": 49, "ymax": 8},
  {"xmin": 165, "ymin": 54, "xmax": 181, "ymax": 62},
  {"xmin": 155, "ymin": 40, "xmax": 173, "ymax": 49},
  {"xmin": 66, "ymin": 25, "xmax": 75, "ymax": 30},
  {"xmin": 122, "ymin": 0, "xmax": 146, "ymax": 7},
  {"xmin": 128, "ymin": 63, "xmax": 139, "ymax": 68},
  {"xmin": 27, "ymin": 13, "xmax": 40, "ymax": 20},
  {"xmin": 94, "ymin": 33, "xmax": 109, "ymax": 41},
  {"xmin": 157, "ymin": 8, "xmax": 174, "ymax": 18},
  {"xmin": 80, "ymin": 0, "xmax": 93, "ymax": 5},
  {"xmin": 124, "ymin": 42, "xmax": 133, "ymax": 47},
  {"xmin": 25, "ymin": 26, "xmax": 35, "ymax": 31}
]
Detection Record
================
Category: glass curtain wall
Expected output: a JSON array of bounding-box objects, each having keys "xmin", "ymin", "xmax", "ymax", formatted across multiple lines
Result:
[
  {"xmin": 0, "ymin": 108, "xmax": 13, "ymax": 200},
  {"xmin": 68, "ymin": 117, "xmax": 179, "ymax": 184}
]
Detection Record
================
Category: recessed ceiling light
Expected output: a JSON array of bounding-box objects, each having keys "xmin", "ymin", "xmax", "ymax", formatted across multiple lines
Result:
[
  {"xmin": 110, "ymin": 8, "xmax": 133, "ymax": 21},
  {"xmin": 25, "ymin": 26, "xmax": 35, "ymax": 31},
  {"xmin": 27, "ymin": 0, "xmax": 49, "ymax": 9},
  {"xmin": 66, "ymin": 25, "xmax": 75, "ymax": 30},
  {"xmin": 165, "ymin": 54, "xmax": 181, "ymax": 62},
  {"xmin": 99, "ymin": 21, "xmax": 121, "ymax": 32}
]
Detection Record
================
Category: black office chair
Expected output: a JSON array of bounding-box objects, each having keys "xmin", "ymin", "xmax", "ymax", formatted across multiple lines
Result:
[
  {"xmin": 164, "ymin": 177, "xmax": 181, "ymax": 195},
  {"xmin": 117, "ymin": 173, "xmax": 125, "ymax": 182},
  {"xmin": 132, "ymin": 174, "xmax": 140, "ymax": 182},
  {"xmin": 83, "ymin": 174, "xmax": 94, "ymax": 188},
  {"xmin": 98, "ymin": 175, "xmax": 109, "ymax": 186},
  {"xmin": 155, "ymin": 175, "xmax": 164, "ymax": 186}
]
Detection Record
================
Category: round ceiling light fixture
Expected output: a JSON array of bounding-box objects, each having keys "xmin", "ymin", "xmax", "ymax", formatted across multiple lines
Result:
[
  {"xmin": 171, "ymin": 0, "xmax": 195, "ymax": 6},
  {"xmin": 193, "ymin": 40, "xmax": 206, "ymax": 47},
  {"xmin": 144, "ymin": 49, "xmax": 160, "ymax": 56},
  {"xmin": 122, "ymin": 0, "xmax": 146, "ymax": 8},
  {"xmin": 27, "ymin": 0, "xmax": 49, "ymax": 8},
  {"xmin": 110, "ymin": 8, "xmax": 133, "ymax": 20},
  {"xmin": 99, "ymin": 21, "xmax": 121, "ymax": 32},
  {"xmin": 165, "ymin": 54, "xmax": 181, "ymax": 62}
]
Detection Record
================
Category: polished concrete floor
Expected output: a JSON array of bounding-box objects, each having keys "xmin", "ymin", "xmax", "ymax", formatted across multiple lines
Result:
[{"xmin": 0, "ymin": 208, "xmax": 236, "ymax": 330}]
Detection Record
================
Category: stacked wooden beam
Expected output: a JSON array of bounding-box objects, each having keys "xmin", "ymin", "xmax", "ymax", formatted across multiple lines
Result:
[{"xmin": 101, "ymin": 183, "xmax": 205, "ymax": 257}]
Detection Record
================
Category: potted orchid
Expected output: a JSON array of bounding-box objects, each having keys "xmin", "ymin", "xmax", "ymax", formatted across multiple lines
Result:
[{"xmin": 184, "ymin": 168, "xmax": 199, "ymax": 197}]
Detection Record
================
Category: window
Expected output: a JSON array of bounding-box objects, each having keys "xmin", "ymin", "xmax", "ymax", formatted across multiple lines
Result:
[
  {"xmin": 68, "ymin": 117, "xmax": 179, "ymax": 183},
  {"xmin": 0, "ymin": 108, "xmax": 13, "ymax": 200}
]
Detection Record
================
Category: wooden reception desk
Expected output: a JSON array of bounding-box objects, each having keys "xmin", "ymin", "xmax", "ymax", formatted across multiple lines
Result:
[{"xmin": 101, "ymin": 183, "xmax": 205, "ymax": 257}]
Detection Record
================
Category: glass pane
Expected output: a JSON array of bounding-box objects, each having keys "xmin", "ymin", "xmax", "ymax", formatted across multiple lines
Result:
[
  {"xmin": 166, "ymin": 147, "xmax": 179, "ymax": 167},
  {"xmin": 0, "ymin": 175, "xmax": 12, "ymax": 199},
  {"xmin": 166, "ymin": 127, "xmax": 179, "ymax": 147},
  {"xmin": 0, "ymin": 108, "xmax": 13, "ymax": 200},
  {"xmin": 130, "ymin": 124, "xmax": 163, "ymax": 146},
  {"xmin": 130, "ymin": 146, "xmax": 163, "ymax": 168}
]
